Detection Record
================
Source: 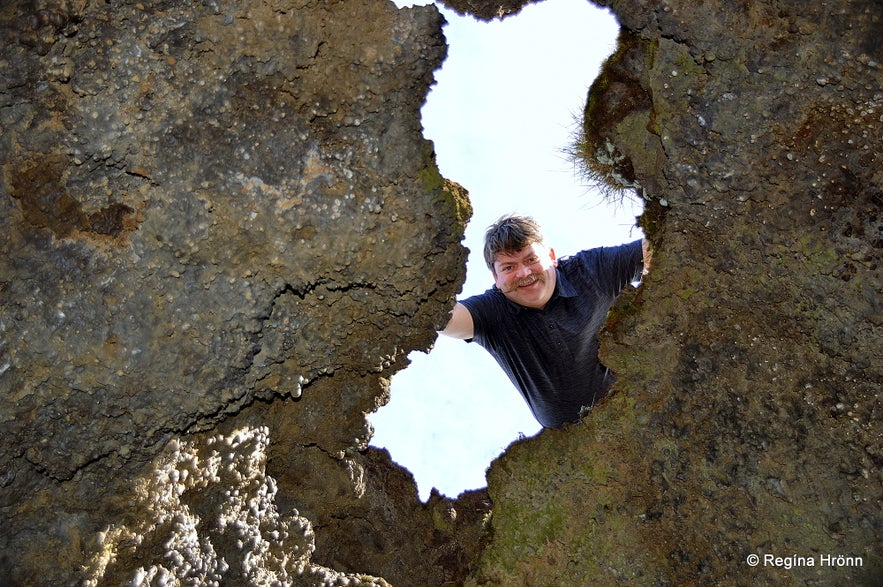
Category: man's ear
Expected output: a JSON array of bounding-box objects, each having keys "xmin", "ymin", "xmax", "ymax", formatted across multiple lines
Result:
[{"xmin": 548, "ymin": 247, "xmax": 558, "ymax": 267}]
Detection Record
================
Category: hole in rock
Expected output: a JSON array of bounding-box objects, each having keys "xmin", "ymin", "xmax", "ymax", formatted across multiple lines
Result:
[{"xmin": 372, "ymin": 0, "xmax": 643, "ymax": 501}]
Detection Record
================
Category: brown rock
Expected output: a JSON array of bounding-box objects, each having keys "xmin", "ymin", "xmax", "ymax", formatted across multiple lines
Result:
[{"xmin": 1, "ymin": 0, "xmax": 880, "ymax": 585}]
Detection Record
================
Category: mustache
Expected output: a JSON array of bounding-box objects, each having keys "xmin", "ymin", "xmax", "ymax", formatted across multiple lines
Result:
[{"xmin": 501, "ymin": 273, "xmax": 543, "ymax": 293}]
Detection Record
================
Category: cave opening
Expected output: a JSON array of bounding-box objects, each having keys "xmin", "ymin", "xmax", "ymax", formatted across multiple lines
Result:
[{"xmin": 372, "ymin": 0, "xmax": 643, "ymax": 501}]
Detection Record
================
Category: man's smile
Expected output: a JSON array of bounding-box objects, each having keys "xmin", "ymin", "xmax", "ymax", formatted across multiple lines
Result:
[{"xmin": 517, "ymin": 275, "xmax": 539, "ymax": 288}]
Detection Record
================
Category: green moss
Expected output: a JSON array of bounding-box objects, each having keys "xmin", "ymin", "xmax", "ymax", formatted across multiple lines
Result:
[
  {"xmin": 638, "ymin": 197, "xmax": 668, "ymax": 241},
  {"xmin": 568, "ymin": 31, "xmax": 658, "ymax": 201},
  {"xmin": 417, "ymin": 139, "xmax": 472, "ymax": 229},
  {"xmin": 416, "ymin": 139, "xmax": 446, "ymax": 192}
]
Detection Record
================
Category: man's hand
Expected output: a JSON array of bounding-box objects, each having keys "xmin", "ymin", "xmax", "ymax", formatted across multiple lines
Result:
[
  {"xmin": 440, "ymin": 302, "xmax": 474, "ymax": 340},
  {"xmin": 642, "ymin": 238, "xmax": 652, "ymax": 275}
]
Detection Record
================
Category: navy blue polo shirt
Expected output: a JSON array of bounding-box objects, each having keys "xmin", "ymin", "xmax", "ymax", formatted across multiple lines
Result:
[{"xmin": 460, "ymin": 240, "xmax": 644, "ymax": 428}]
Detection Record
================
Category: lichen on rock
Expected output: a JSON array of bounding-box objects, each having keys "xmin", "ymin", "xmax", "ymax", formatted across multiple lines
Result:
[
  {"xmin": 1, "ymin": 0, "xmax": 476, "ymax": 584},
  {"xmin": 83, "ymin": 426, "xmax": 330, "ymax": 586},
  {"xmin": 1, "ymin": 0, "xmax": 880, "ymax": 584},
  {"xmin": 462, "ymin": 0, "xmax": 881, "ymax": 585}
]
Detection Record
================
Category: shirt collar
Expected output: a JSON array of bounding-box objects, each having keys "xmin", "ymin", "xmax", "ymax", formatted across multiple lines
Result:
[{"xmin": 553, "ymin": 265, "xmax": 578, "ymax": 299}]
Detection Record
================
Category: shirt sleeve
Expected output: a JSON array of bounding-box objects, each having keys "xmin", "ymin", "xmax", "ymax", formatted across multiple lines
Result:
[
  {"xmin": 572, "ymin": 239, "xmax": 644, "ymax": 299},
  {"xmin": 459, "ymin": 289, "xmax": 495, "ymax": 344},
  {"xmin": 614, "ymin": 239, "xmax": 645, "ymax": 287}
]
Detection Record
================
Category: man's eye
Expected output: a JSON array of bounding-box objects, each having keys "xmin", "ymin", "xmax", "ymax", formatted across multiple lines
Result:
[
  {"xmin": 502, "ymin": 265, "xmax": 513, "ymax": 272},
  {"xmin": 527, "ymin": 256, "xmax": 539, "ymax": 264}
]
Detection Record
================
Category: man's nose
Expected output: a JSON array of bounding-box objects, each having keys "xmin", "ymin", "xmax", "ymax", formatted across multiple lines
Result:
[{"xmin": 515, "ymin": 264, "xmax": 532, "ymax": 278}]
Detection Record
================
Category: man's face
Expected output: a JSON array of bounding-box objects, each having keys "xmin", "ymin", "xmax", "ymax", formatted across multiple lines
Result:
[{"xmin": 492, "ymin": 242, "xmax": 557, "ymax": 309}]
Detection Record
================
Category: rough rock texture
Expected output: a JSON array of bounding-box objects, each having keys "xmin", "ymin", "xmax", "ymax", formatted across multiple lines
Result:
[
  {"xmin": 1, "ymin": 1, "xmax": 480, "ymax": 585},
  {"xmin": 1, "ymin": 0, "xmax": 881, "ymax": 585},
  {"xmin": 455, "ymin": 0, "xmax": 882, "ymax": 586}
]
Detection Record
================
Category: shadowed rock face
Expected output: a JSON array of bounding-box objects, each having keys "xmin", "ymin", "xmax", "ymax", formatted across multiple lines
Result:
[
  {"xmin": 454, "ymin": 0, "xmax": 881, "ymax": 586},
  {"xmin": 1, "ymin": 0, "xmax": 477, "ymax": 585},
  {"xmin": 1, "ymin": 0, "xmax": 880, "ymax": 585}
]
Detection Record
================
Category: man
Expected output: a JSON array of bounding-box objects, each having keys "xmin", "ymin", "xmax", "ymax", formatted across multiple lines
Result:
[{"xmin": 441, "ymin": 214, "xmax": 650, "ymax": 428}]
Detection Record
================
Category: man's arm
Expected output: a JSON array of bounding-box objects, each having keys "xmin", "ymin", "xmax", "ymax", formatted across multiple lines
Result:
[{"xmin": 440, "ymin": 302, "xmax": 474, "ymax": 340}]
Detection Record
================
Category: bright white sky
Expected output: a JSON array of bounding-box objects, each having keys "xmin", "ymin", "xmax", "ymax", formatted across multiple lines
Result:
[{"xmin": 373, "ymin": 0, "xmax": 641, "ymax": 501}]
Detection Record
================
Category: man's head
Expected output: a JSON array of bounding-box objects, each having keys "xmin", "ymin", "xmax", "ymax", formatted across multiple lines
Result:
[{"xmin": 484, "ymin": 215, "xmax": 557, "ymax": 309}]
